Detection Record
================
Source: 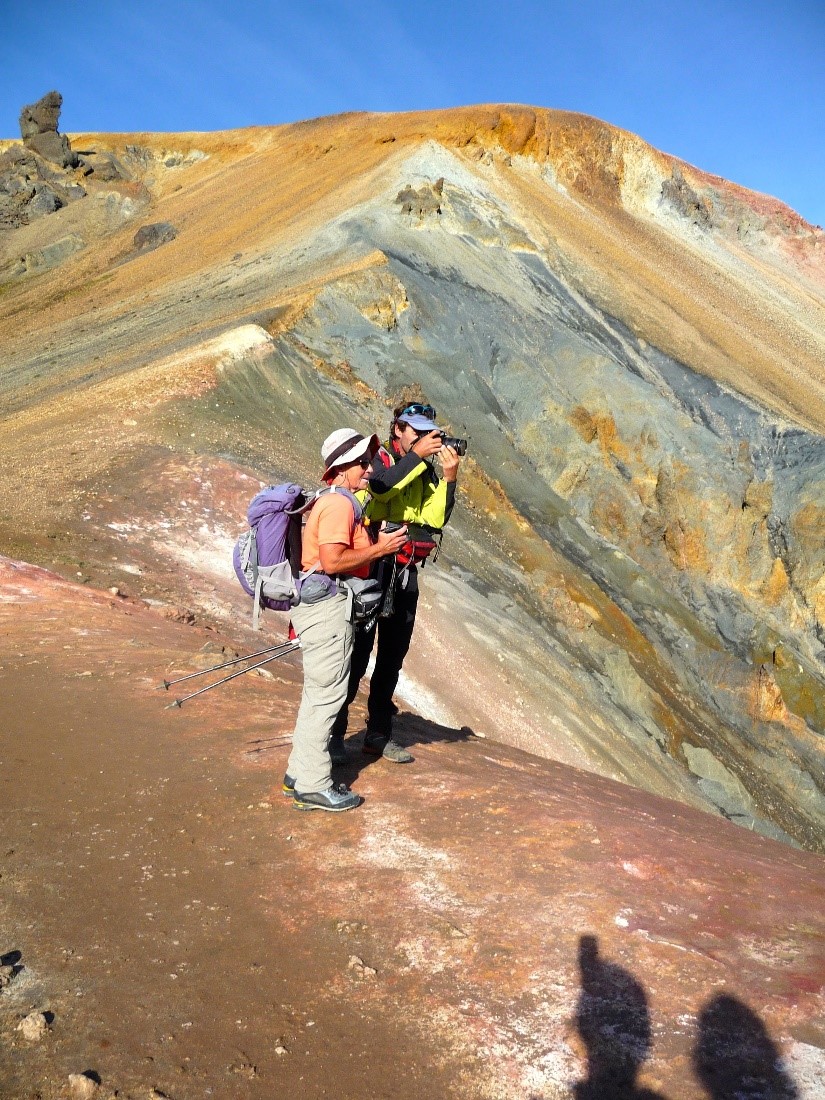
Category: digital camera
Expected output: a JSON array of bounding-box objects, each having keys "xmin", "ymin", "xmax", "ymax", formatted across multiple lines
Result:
[{"xmin": 436, "ymin": 432, "xmax": 467, "ymax": 456}]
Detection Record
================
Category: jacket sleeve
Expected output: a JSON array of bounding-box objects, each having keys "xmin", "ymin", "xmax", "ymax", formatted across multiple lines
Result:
[
  {"xmin": 368, "ymin": 453, "xmax": 456, "ymax": 530},
  {"xmin": 367, "ymin": 451, "xmax": 427, "ymax": 499},
  {"xmin": 444, "ymin": 480, "xmax": 456, "ymax": 524}
]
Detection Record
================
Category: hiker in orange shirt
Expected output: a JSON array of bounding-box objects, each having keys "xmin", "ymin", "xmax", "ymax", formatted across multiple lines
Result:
[{"xmin": 283, "ymin": 429, "xmax": 407, "ymax": 811}]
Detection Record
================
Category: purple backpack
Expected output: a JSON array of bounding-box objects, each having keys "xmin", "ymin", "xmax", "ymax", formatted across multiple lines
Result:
[
  {"xmin": 233, "ymin": 483, "xmax": 306, "ymax": 628},
  {"xmin": 233, "ymin": 483, "xmax": 363, "ymax": 629}
]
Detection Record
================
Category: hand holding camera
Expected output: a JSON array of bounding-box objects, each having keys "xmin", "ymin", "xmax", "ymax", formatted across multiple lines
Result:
[
  {"xmin": 411, "ymin": 430, "xmax": 444, "ymax": 460},
  {"xmin": 439, "ymin": 442, "xmax": 460, "ymax": 482},
  {"xmin": 412, "ymin": 429, "xmax": 468, "ymax": 459},
  {"xmin": 376, "ymin": 522, "xmax": 409, "ymax": 556}
]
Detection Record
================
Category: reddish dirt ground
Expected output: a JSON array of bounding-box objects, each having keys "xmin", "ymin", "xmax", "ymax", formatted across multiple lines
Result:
[{"xmin": 1, "ymin": 558, "xmax": 824, "ymax": 1099}]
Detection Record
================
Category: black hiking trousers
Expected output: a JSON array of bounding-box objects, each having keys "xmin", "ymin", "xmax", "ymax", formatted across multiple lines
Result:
[{"xmin": 331, "ymin": 581, "xmax": 419, "ymax": 741}]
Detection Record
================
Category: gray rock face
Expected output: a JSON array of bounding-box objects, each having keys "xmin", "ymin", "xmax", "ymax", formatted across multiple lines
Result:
[
  {"xmin": 661, "ymin": 166, "xmax": 712, "ymax": 227},
  {"xmin": 267, "ymin": 160, "xmax": 825, "ymax": 848},
  {"xmin": 25, "ymin": 129, "xmax": 77, "ymax": 170},
  {"xmin": 21, "ymin": 234, "xmax": 85, "ymax": 273}
]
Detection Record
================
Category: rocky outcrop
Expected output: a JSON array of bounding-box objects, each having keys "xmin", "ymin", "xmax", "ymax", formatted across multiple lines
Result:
[
  {"xmin": 0, "ymin": 144, "xmax": 86, "ymax": 230},
  {"xmin": 396, "ymin": 177, "xmax": 444, "ymax": 218},
  {"xmin": 19, "ymin": 91, "xmax": 62, "ymax": 137},
  {"xmin": 19, "ymin": 90, "xmax": 78, "ymax": 169},
  {"xmin": 0, "ymin": 94, "xmax": 140, "ymax": 235},
  {"xmin": 0, "ymin": 92, "xmax": 90, "ymax": 230},
  {"xmin": 660, "ymin": 166, "xmax": 712, "ymax": 228}
]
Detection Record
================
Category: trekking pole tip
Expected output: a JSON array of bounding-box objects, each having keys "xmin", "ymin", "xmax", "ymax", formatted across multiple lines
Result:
[
  {"xmin": 164, "ymin": 699, "xmax": 184, "ymax": 710},
  {"xmin": 162, "ymin": 680, "xmax": 171, "ymax": 690}
]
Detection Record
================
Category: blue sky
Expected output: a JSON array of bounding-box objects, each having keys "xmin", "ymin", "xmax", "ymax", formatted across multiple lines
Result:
[{"xmin": 2, "ymin": 0, "xmax": 823, "ymax": 226}]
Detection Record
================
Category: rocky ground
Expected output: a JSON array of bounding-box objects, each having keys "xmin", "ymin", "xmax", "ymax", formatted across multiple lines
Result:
[{"xmin": 1, "ymin": 557, "xmax": 823, "ymax": 1099}]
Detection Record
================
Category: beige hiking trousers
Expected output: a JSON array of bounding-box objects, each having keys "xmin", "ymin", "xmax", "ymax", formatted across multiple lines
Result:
[{"xmin": 286, "ymin": 591, "xmax": 353, "ymax": 794}]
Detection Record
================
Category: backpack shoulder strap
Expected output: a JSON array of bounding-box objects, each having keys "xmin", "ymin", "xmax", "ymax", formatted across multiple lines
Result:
[{"xmin": 313, "ymin": 484, "xmax": 363, "ymax": 526}]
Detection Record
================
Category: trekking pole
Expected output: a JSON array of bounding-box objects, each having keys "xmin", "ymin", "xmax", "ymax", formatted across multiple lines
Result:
[
  {"xmin": 162, "ymin": 641, "xmax": 295, "ymax": 690},
  {"xmin": 165, "ymin": 642, "xmax": 300, "ymax": 709}
]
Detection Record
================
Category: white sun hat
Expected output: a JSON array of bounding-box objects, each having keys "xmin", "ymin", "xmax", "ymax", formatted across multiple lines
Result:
[{"xmin": 321, "ymin": 428, "xmax": 380, "ymax": 478}]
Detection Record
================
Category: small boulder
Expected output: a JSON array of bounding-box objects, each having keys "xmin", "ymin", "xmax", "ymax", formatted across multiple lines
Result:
[
  {"xmin": 347, "ymin": 955, "xmax": 377, "ymax": 979},
  {"xmin": 162, "ymin": 606, "xmax": 195, "ymax": 624},
  {"xmin": 133, "ymin": 222, "xmax": 178, "ymax": 251},
  {"xmin": 27, "ymin": 182, "xmax": 64, "ymax": 219},
  {"xmin": 67, "ymin": 1073, "xmax": 100, "ymax": 1099},
  {"xmin": 78, "ymin": 151, "xmax": 131, "ymax": 183},
  {"xmin": 17, "ymin": 1011, "xmax": 50, "ymax": 1041}
]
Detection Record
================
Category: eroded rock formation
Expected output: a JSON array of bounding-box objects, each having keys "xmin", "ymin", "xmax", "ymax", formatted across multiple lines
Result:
[
  {"xmin": 0, "ymin": 91, "xmax": 87, "ymax": 230},
  {"xmin": 19, "ymin": 89, "xmax": 78, "ymax": 169}
]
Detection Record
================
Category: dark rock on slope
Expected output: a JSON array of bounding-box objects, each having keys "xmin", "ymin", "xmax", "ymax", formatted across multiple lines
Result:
[{"xmin": 133, "ymin": 220, "xmax": 178, "ymax": 252}]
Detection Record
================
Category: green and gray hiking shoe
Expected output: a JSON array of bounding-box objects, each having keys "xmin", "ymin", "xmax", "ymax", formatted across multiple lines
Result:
[
  {"xmin": 328, "ymin": 735, "xmax": 349, "ymax": 766},
  {"xmin": 293, "ymin": 783, "xmax": 361, "ymax": 812},
  {"xmin": 362, "ymin": 735, "xmax": 414, "ymax": 764}
]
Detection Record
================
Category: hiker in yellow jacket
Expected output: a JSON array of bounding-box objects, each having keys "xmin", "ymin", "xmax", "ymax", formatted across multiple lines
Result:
[{"xmin": 329, "ymin": 402, "xmax": 460, "ymax": 763}]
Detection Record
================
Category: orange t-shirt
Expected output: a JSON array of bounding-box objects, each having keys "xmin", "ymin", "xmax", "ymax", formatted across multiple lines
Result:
[{"xmin": 301, "ymin": 493, "xmax": 372, "ymax": 579}]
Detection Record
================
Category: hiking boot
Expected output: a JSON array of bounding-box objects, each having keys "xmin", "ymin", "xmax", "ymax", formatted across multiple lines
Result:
[
  {"xmin": 328, "ymin": 735, "xmax": 349, "ymax": 766},
  {"xmin": 293, "ymin": 783, "xmax": 361, "ymax": 812},
  {"xmin": 362, "ymin": 734, "xmax": 414, "ymax": 764},
  {"xmin": 282, "ymin": 773, "xmax": 296, "ymax": 796}
]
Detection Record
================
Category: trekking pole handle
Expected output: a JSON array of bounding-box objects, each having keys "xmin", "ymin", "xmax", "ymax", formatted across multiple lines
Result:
[
  {"xmin": 162, "ymin": 641, "xmax": 295, "ymax": 689},
  {"xmin": 165, "ymin": 643, "xmax": 300, "ymax": 709}
]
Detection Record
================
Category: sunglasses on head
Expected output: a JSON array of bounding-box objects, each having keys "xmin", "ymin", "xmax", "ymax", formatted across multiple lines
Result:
[{"xmin": 399, "ymin": 403, "xmax": 436, "ymax": 420}]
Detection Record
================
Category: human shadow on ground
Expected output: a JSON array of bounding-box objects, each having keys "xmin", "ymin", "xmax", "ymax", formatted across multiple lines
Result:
[
  {"xmin": 334, "ymin": 711, "xmax": 478, "ymax": 786},
  {"xmin": 393, "ymin": 710, "xmax": 479, "ymax": 748},
  {"xmin": 693, "ymin": 993, "xmax": 799, "ymax": 1099},
  {"xmin": 569, "ymin": 936, "xmax": 802, "ymax": 1100},
  {"xmin": 572, "ymin": 935, "xmax": 668, "ymax": 1100}
]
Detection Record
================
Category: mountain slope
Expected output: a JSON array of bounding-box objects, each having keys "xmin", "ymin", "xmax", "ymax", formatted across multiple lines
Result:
[{"xmin": 0, "ymin": 105, "xmax": 823, "ymax": 849}]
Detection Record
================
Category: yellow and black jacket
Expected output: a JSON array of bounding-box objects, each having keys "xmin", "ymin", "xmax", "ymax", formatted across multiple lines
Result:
[{"xmin": 364, "ymin": 442, "xmax": 456, "ymax": 531}]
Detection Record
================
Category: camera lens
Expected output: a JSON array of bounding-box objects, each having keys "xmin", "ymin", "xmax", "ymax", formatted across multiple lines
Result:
[{"xmin": 438, "ymin": 433, "xmax": 467, "ymax": 456}]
